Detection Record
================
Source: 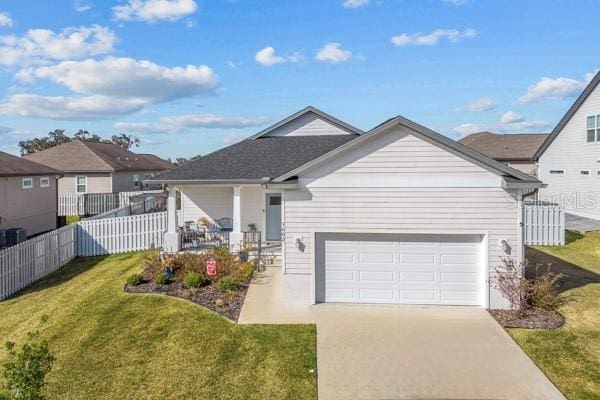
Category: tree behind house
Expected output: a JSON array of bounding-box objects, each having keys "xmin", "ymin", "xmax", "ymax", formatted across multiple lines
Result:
[{"xmin": 18, "ymin": 130, "xmax": 140, "ymax": 155}]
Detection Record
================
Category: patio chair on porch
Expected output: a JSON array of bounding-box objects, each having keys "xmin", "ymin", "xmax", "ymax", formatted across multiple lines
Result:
[{"xmin": 214, "ymin": 217, "xmax": 233, "ymax": 232}]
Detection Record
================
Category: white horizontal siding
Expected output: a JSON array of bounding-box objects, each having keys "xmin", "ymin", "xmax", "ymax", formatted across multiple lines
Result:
[
  {"xmin": 539, "ymin": 82, "xmax": 600, "ymax": 217},
  {"xmin": 265, "ymin": 112, "xmax": 353, "ymax": 137},
  {"xmin": 283, "ymin": 127, "xmax": 520, "ymax": 308}
]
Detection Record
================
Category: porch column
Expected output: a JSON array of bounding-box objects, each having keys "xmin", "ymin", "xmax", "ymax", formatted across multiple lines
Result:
[
  {"xmin": 230, "ymin": 186, "xmax": 243, "ymax": 251},
  {"xmin": 163, "ymin": 185, "xmax": 180, "ymax": 252}
]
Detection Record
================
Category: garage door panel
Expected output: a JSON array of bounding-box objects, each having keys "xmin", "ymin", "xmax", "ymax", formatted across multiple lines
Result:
[
  {"xmin": 359, "ymin": 252, "xmax": 394, "ymax": 263},
  {"xmin": 441, "ymin": 254, "xmax": 478, "ymax": 264},
  {"xmin": 399, "ymin": 289, "xmax": 436, "ymax": 302},
  {"xmin": 328, "ymin": 270, "xmax": 354, "ymax": 280},
  {"xmin": 359, "ymin": 271, "xmax": 394, "ymax": 282},
  {"xmin": 399, "ymin": 271, "xmax": 436, "ymax": 282},
  {"xmin": 321, "ymin": 233, "xmax": 483, "ymax": 306},
  {"xmin": 399, "ymin": 253, "xmax": 435, "ymax": 264},
  {"xmin": 359, "ymin": 288, "xmax": 394, "ymax": 301},
  {"xmin": 440, "ymin": 272, "xmax": 477, "ymax": 283}
]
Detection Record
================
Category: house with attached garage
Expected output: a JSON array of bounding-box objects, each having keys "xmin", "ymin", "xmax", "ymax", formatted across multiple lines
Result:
[
  {"xmin": 151, "ymin": 106, "xmax": 544, "ymax": 309},
  {"xmin": 536, "ymin": 71, "xmax": 600, "ymax": 219}
]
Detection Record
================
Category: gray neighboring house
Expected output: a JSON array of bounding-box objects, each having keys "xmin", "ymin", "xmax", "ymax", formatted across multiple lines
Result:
[
  {"xmin": 459, "ymin": 132, "xmax": 549, "ymax": 177},
  {"xmin": 0, "ymin": 151, "xmax": 60, "ymax": 236},
  {"xmin": 24, "ymin": 140, "xmax": 173, "ymax": 196},
  {"xmin": 152, "ymin": 106, "xmax": 543, "ymax": 309}
]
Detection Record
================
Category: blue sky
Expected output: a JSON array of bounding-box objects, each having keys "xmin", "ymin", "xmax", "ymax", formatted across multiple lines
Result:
[{"xmin": 0, "ymin": 0, "xmax": 597, "ymax": 159}]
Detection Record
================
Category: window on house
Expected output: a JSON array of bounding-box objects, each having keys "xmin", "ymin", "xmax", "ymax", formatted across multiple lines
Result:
[
  {"xmin": 40, "ymin": 177, "xmax": 50, "ymax": 188},
  {"xmin": 22, "ymin": 177, "xmax": 33, "ymax": 189},
  {"xmin": 549, "ymin": 170, "xmax": 565, "ymax": 175},
  {"xmin": 133, "ymin": 174, "xmax": 140, "ymax": 188},
  {"xmin": 587, "ymin": 115, "xmax": 600, "ymax": 142},
  {"xmin": 581, "ymin": 170, "xmax": 590, "ymax": 176},
  {"xmin": 76, "ymin": 176, "xmax": 87, "ymax": 193}
]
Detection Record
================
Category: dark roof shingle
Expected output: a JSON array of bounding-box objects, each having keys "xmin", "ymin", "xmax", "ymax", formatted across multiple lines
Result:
[
  {"xmin": 151, "ymin": 135, "xmax": 358, "ymax": 182},
  {"xmin": 459, "ymin": 132, "xmax": 549, "ymax": 161},
  {"xmin": 0, "ymin": 151, "xmax": 60, "ymax": 176},
  {"xmin": 24, "ymin": 140, "xmax": 172, "ymax": 173}
]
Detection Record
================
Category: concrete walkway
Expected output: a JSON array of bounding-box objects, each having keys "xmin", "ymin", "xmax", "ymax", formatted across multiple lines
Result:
[
  {"xmin": 239, "ymin": 267, "xmax": 565, "ymax": 400},
  {"xmin": 566, "ymin": 212, "xmax": 600, "ymax": 232}
]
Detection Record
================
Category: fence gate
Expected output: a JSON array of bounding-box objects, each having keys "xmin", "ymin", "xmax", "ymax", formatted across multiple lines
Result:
[{"xmin": 524, "ymin": 202, "xmax": 565, "ymax": 246}]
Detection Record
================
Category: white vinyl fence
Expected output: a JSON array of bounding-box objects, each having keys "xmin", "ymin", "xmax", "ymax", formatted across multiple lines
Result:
[
  {"xmin": 0, "ymin": 212, "xmax": 168, "ymax": 300},
  {"xmin": 0, "ymin": 225, "xmax": 77, "ymax": 300},
  {"xmin": 77, "ymin": 212, "xmax": 167, "ymax": 256},
  {"xmin": 524, "ymin": 202, "xmax": 565, "ymax": 246}
]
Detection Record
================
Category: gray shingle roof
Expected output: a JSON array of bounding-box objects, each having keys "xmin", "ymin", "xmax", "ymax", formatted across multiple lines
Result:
[
  {"xmin": 0, "ymin": 151, "xmax": 60, "ymax": 177},
  {"xmin": 151, "ymin": 135, "xmax": 358, "ymax": 182}
]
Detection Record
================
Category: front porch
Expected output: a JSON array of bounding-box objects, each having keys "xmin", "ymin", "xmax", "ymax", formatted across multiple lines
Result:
[{"xmin": 163, "ymin": 184, "xmax": 287, "ymax": 258}]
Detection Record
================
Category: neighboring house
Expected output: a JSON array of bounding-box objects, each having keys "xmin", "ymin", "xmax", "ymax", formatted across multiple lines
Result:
[
  {"xmin": 0, "ymin": 151, "xmax": 60, "ymax": 236},
  {"xmin": 152, "ymin": 106, "xmax": 542, "ymax": 309},
  {"xmin": 536, "ymin": 71, "xmax": 600, "ymax": 219},
  {"xmin": 24, "ymin": 140, "xmax": 173, "ymax": 196},
  {"xmin": 459, "ymin": 132, "xmax": 548, "ymax": 177}
]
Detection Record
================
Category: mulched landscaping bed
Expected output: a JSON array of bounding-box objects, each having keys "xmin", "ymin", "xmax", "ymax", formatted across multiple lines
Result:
[
  {"xmin": 489, "ymin": 308, "xmax": 565, "ymax": 329},
  {"xmin": 125, "ymin": 280, "xmax": 249, "ymax": 322}
]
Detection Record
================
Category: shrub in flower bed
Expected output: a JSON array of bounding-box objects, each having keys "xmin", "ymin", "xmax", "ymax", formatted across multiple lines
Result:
[
  {"xmin": 490, "ymin": 258, "xmax": 568, "ymax": 329},
  {"xmin": 124, "ymin": 249, "xmax": 256, "ymax": 321}
]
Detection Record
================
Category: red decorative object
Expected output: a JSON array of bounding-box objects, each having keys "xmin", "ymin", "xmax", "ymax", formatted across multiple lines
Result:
[{"xmin": 206, "ymin": 259, "xmax": 217, "ymax": 276}]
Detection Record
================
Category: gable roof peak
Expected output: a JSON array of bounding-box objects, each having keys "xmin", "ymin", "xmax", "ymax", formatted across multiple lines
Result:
[
  {"xmin": 248, "ymin": 106, "xmax": 363, "ymax": 140},
  {"xmin": 535, "ymin": 70, "xmax": 600, "ymax": 159}
]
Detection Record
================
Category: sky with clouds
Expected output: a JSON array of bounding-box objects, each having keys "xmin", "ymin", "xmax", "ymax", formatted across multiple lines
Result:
[{"xmin": 0, "ymin": 0, "xmax": 597, "ymax": 158}]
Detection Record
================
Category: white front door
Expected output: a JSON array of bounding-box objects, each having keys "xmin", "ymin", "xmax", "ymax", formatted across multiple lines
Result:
[
  {"xmin": 317, "ymin": 233, "xmax": 483, "ymax": 306},
  {"xmin": 265, "ymin": 193, "xmax": 282, "ymax": 241}
]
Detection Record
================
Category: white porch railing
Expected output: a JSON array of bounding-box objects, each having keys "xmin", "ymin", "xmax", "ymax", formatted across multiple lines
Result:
[
  {"xmin": 524, "ymin": 202, "xmax": 565, "ymax": 246},
  {"xmin": 58, "ymin": 190, "xmax": 164, "ymax": 216}
]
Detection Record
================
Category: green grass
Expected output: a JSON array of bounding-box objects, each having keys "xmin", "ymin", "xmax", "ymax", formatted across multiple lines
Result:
[
  {"xmin": 507, "ymin": 232, "xmax": 600, "ymax": 400},
  {"xmin": 0, "ymin": 252, "xmax": 317, "ymax": 400},
  {"xmin": 65, "ymin": 215, "xmax": 80, "ymax": 224}
]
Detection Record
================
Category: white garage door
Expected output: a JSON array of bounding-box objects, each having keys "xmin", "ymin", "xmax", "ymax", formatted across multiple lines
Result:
[{"xmin": 319, "ymin": 234, "xmax": 483, "ymax": 306}]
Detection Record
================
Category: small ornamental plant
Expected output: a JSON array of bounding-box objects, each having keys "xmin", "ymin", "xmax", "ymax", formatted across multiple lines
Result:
[
  {"xmin": 183, "ymin": 272, "xmax": 205, "ymax": 289},
  {"xmin": 125, "ymin": 273, "xmax": 142, "ymax": 286},
  {"xmin": 2, "ymin": 316, "xmax": 54, "ymax": 400}
]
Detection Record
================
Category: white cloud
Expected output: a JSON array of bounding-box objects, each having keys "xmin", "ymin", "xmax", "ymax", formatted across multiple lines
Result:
[
  {"xmin": 74, "ymin": 1, "xmax": 92, "ymax": 12},
  {"xmin": 0, "ymin": 25, "xmax": 116, "ymax": 67},
  {"xmin": 254, "ymin": 46, "xmax": 302, "ymax": 66},
  {"xmin": 113, "ymin": 0, "xmax": 198, "ymax": 23},
  {"xmin": 255, "ymin": 46, "xmax": 285, "ymax": 66},
  {"xmin": 0, "ymin": 94, "xmax": 145, "ymax": 120},
  {"xmin": 500, "ymin": 111, "xmax": 524, "ymax": 124},
  {"xmin": 453, "ymin": 113, "xmax": 549, "ymax": 138},
  {"xmin": 16, "ymin": 57, "xmax": 218, "ymax": 103},
  {"xmin": 391, "ymin": 28, "xmax": 477, "ymax": 47},
  {"xmin": 0, "ymin": 12, "xmax": 13, "ymax": 27},
  {"xmin": 343, "ymin": 0, "xmax": 369, "ymax": 8},
  {"xmin": 441, "ymin": 0, "xmax": 472, "ymax": 5},
  {"xmin": 114, "ymin": 113, "xmax": 268, "ymax": 134},
  {"xmin": 455, "ymin": 97, "xmax": 497, "ymax": 112},
  {"xmin": 315, "ymin": 42, "xmax": 353, "ymax": 63},
  {"xmin": 518, "ymin": 72, "xmax": 595, "ymax": 104}
]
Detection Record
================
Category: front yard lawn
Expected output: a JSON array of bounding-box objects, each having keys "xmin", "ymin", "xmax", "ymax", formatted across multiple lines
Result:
[
  {"xmin": 509, "ymin": 232, "xmax": 600, "ymax": 400},
  {"xmin": 0, "ymin": 252, "xmax": 317, "ymax": 400}
]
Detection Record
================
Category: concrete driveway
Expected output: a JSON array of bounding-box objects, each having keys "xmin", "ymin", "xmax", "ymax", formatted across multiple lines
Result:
[{"xmin": 240, "ymin": 268, "xmax": 565, "ymax": 400}]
